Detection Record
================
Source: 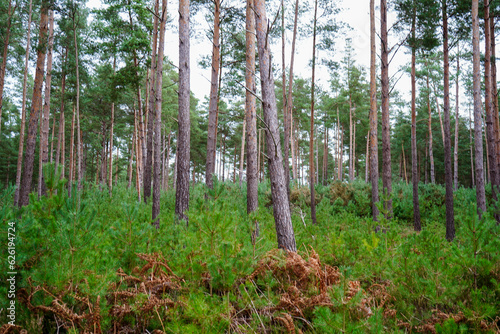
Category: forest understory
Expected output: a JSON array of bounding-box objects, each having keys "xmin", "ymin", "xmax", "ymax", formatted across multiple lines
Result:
[{"xmin": 1, "ymin": 177, "xmax": 499, "ymax": 333}]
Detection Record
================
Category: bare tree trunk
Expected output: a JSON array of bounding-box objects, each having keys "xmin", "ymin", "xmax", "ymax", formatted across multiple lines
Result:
[
  {"xmin": 165, "ymin": 132, "xmax": 171, "ymax": 190},
  {"xmin": 175, "ymin": 0, "xmax": 191, "ymax": 223},
  {"xmin": 484, "ymin": 0, "xmax": 499, "ymax": 217},
  {"xmin": 239, "ymin": 119, "xmax": 246, "ymax": 187},
  {"xmin": 411, "ymin": 10, "xmax": 421, "ymax": 231},
  {"xmin": 369, "ymin": 0, "xmax": 379, "ymax": 220},
  {"xmin": 473, "ymin": 0, "xmax": 484, "ymax": 212},
  {"xmin": 427, "ymin": 66, "xmax": 436, "ymax": 183},
  {"xmin": 38, "ymin": 9, "xmax": 55, "ymax": 196},
  {"xmin": 108, "ymin": 57, "xmax": 116, "ymax": 193},
  {"xmin": 128, "ymin": 128, "xmax": 135, "ymax": 189},
  {"xmin": 454, "ymin": 49, "xmax": 460, "ymax": 190},
  {"xmin": 14, "ymin": 0, "xmax": 33, "ymax": 206},
  {"xmin": 134, "ymin": 109, "xmax": 142, "ymax": 201},
  {"xmin": 323, "ymin": 127, "xmax": 328, "ymax": 185},
  {"xmin": 308, "ymin": 0, "xmax": 318, "ymax": 225},
  {"xmin": 281, "ymin": 0, "xmax": 291, "ymax": 199},
  {"xmin": 288, "ymin": 0, "xmax": 300, "ymax": 181},
  {"xmin": 144, "ymin": 0, "xmax": 159, "ymax": 202},
  {"xmin": 381, "ymin": 0, "xmax": 392, "ymax": 216},
  {"xmin": 152, "ymin": 0, "xmax": 167, "ymax": 227},
  {"xmin": 69, "ymin": 105, "xmax": 76, "ymax": 196},
  {"xmin": 18, "ymin": 0, "xmax": 48, "ymax": 207},
  {"xmin": 470, "ymin": 105, "xmax": 475, "ymax": 187},
  {"xmin": 432, "ymin": 83, "xmax": 446, "ymax": 147},
  {"xmin": 365, "ymin": 130, "xmax": 369, "ymax": 183},
  {"xmin": 349, "ymin": 98, "xmax": 353, "ymax": 181},
  {"xmin": 254, "ymin": 0, "xmax": 296, "ymax": 251},
  {"xmin": 0, "ymin": 0, "xmax": 16, "ymax": 136},
  {"xmin": 205, "ymin": 0, "xmax": 221, "ymax": 189},
  {"xmin": 443, "ymin": 0, "xmax": 455, "ymax": 240}
]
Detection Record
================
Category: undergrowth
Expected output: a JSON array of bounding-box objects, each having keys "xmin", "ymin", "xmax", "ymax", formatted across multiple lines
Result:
[{"xmin": 0, "ymin": 173, "xmax": 499, "ymax": 333}]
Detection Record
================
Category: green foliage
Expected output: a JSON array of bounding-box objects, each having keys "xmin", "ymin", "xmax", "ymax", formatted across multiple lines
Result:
[{"xmin": 1, "ymin": 179, "xmax": 499, "ymax": 332}]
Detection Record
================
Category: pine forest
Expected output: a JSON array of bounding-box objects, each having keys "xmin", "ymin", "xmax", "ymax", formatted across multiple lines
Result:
[{"xmin": 1, "ymin": 0, "xmax": 500, "ymax": 332}]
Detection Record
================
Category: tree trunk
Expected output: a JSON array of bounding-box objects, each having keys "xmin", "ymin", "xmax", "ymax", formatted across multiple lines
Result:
[
  {"xmin": 205, "ymin": 0, "xmax": 221, "ymax": 189},
  {"xmin": 68, "ymin": 106, "xmax": 76, "ymax": 195},
  {"xmin": 144, "ymin": 0, "xmax": 159, "ymax": 202},
  {"xmin": 175, "ymin": 0, "xmax": 191, "ymax": 223},
  {"xmin": 13, "ymin": 0, "xmax": 33, "ymax": 206},
  {"xmin": 369, "ymin": 0, "xmax": 379, "ymax": 220},
  {"xmin": 55, "ymin": 48, "xmax": 67, "ymax": 176},
  {"xmin": 349, "ymin": 97, "xmax": 354, "ymax": 181},
  {"xmin": 73, "ymin": 13, "xmax": 82, "ymax": 191},
  {"xmin": 128, "ymin": 127, "xmax": 135, "ymax": 189},
  {"xmin": 427, "ymin": 66, "xmax": 436, "ymax": 183},
  {"xmin": 323, "ymin": 127, "xmax": 328, "ymax": 185},
  {"xmin": 454, "ymin": 49, "xmax": 460, "ymax": 190},
  {"xmin": 288, "ymin": 0, "xmax": 300, "ymax": 181},
  {"xmin": 484, "ymin": 0, "xmax": 499, "ymax": 212},
  {"xmin": 365, "ymin": 130, "xmax": 370, "ymax": 183},
  {"xmin": 0, "ymin": 0, "xmax": 16, "ymax": 135},
  {"xmin": 309, "ymin": 0, "xmax": 318, "ymax": 225},
  {"xmin": 254, "ymin": 0, "xmax": 296, "ymax": 251},
  {"xmin": 432, "ymin": 83, "xmax": 446, "ymax": 147},
  {"xmin": 380, "ymin": 0, "xmax": 392, "ymax": 217},
  {"xmin": 239, "ymin": 119, "xmax": 246, "ymax": 187},
  {"xmin": 134, "ymin": 109, "xmax": 142, "ymax": 201},
  {"xmin": 38, "ymin": 9, "xmax": 55, "ymax": 196},
  {"xmin": 491, "ymin": 17, "xmax": 500, "ymax": 192},
  {"xmin": 245, "ymin": 0, "xmax": 258, "ymax": 211},
  {"xmin": 443, "ymin": 0, "xmax": 455, "ymax": 240},
  {"xmin": 152, "ymin": 0, "xmax": 167, "ymax": 227},
  {"xmin": 165, "ymin": 132, "xmax": 171, "ymax": 190},
  {"xmin": 281, "ymin": 0, "xmax": 291, "ymax": 200},
  {"xmin": 108, "ymin": 57, "xmax": 116, "ymax": 193},
  {"xmin": 470, "ymin": 101, "xmax": 475, "ymax": 187},
  {"xmin": 18, "ymin": 0, "xmax": 48, "ymax": 207},
  {"xmin": 411, "ymin": 10, "xmax": 421, "ymax": 231}
]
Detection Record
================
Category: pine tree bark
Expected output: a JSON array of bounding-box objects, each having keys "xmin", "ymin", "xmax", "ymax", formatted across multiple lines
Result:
[
  {"xmin": 288, "ymin": 0, "xmax": 300, "ymax": 181},
  {"xmin": 144, "ymin": 0, "xmax": 159, "ymax": 202},
  {"xmin": 68, "ymin": 105, "xmax": 76, "ymax": 195},
  {"xmin": 14, "ymin": 0, "xmax": 33, "ymax": 206},
  {"xmin": 38, "ymin": 9, "xmax": 55, "ymax": 196},
  {"xmin": 239, "ymin": 119, "xmax": 246, "ymax": 187},
  {"xmin": 454, "ymin": 49, "xmax": 460, "ymax": 190},
  {"xmin": 108, "ymin": 57, "xmax": 116, "ymax": 193},
  {"xmin": 309, "ymin": 0, "xmax": 318, "ymax": 225},
  {"xmin": 152, "ymin": 0, "xmax": 166, "ymax": 227},
  {"xmin": 18, "ymin": 0, "xmax": 48, "ymax": 207},
  {"xmin": 472, "ymin": 0, "xmax": 486, "ymax": 216},
  {"xmin": 381, "ymin": 0, "xmax": 392, "ymax": 216},
  {"xmin": 55, "ymin": 47, "xmax": 67, "ymax": 177},
  {"xmin": 426, "ymin": 65, "xmax": 435, "ymax": 184},
  {"xmin": 281, "ymin": 0, "xmax": 290, "ymax": 199},
  {"xmin": 254, "ymin": 0, "xmax": 296, "ymax": 251},
  {"xmin": 73, "ymin": 9, "xmax": 82, "ymax": 190},
  {"xmin": 484, "ymin": 0, "xmax": 499, "ymax": 195},
  {"xmin": 0, "ymin": 0, "xmax": 16, "ymax": 135},
  {"xmin": 443, "ymin": 0, "xmax": 455, "ymax": 240},
  {"xmin": 134, "ymin": 109, "xmax": 142, "ymax": 201},
  {"xmin": 411, "ymin": 9, "xmax": 421, "ymax": 231},
  {"xmin": 369, "ymin": 0, "xmax": 379, "ymax": 220},
  {"xmin": 205, "ymin": 0, "xmax": 221, "ymax": 189},
  {"xmin": 491, "ymin": 17, "xmax": 500, "ymax": 188},
  {"xmin": 175, "ymin": 0, "xmax": 191, "ymax": 223}
]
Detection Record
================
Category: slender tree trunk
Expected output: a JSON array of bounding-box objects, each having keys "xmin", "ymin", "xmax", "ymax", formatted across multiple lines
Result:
[
  {"xmin": 205, "ymin": 0, "xmax": 221, "ymax": 189},
  {"xmin": 323, "ymin": 127, "xmax": 328, "ymax": 185},
  {"xmin": 254, "ymin": 0, "xmax": 296, "ymax": 251},
  {"xmin": 38, "ymin": 9, "xmax": 55, "ymax": 197},
  {"xmin": 69, "ymin": 105, "xmax": 76, "ymax": 196},
  {"xmin": 288, "ymin": 0, "xmax": 300, "ymax": 181},
  {"xmin": 369, "ymin": 0, "xmax": 379, "ymax": 220},
  {"xmin": 128, "ymin": 128, "xmax": 135, "ymax": 189},
  {"xmin": 165, "ymin": 132, "xmax": 171, "ymax": 190},
  {"xmin": 411, "ymin": 10, "xmax": 421, "ymax": 231},
  {"xmin": 239, "ymin": 119, "xmax": 246, "ymax": 187},
  {"xmin": 454, "ymin": 49, "xmax": 460, "ymax": 190},
  {"xmin": 152, "ymin": 0, "xmax": 167, "ymax": 227},
  {"xmin": 443, "ymin": 0, "xmax": 455, "ymax": 240},
  {"xmin": 281, "ymin": 0, "xmax": 291, "ymax": 199},
  {"xmin": 309, "ymin": 0, "xmax": 318, "ymax": 225},
  {"xmin": 470, "ymin": 105, "xmax": 475, "ymax": 186},
  {"xmin": 432, "ymin": 83, "xmax": 446, "ymax": 147},
  {"xmin": 484, "ymin": 0, "xmax": 499, "ymax": 217},
  {"xmin": 0, "ymin": 0, "xmax": 16, "ymax": 135},
  {"xmin": 134, "ymin": 109, "xmax": 142, "ymax": 201},
  {"xmin": 380, "ymin": 0, "xmax": 392, "ymax": 217},
  {"xmin": 365, "ymin": 130, "xmax": 370, "ymax": 183},
  {"xmin": 349, "ymin": 97, "xmax": 354, "ymax": 181},
  {"xmin": 144, "ymin": 0, "xmax": 159, "ymax": 202},
  {"xmin": 55, "ymin": 47, "xmax": 67, "ymax": 177},
  {"xmin": 50, "ymin": 112, "xmax": 56, "ymax": 164},
  {"xmin": 175, "ymin": 0, "xmax": 191, "ymax": 223},
  {"xmin": 492, "ymin": 18, "xmax": 500, "ymax": 191},
  {"xmin": 73, "ymin": 13, "xmax": 82, "ymax": 190},
  {"xmin": 18, "ymin": 0, "xmax": 48, "ymax": 207},
  {"xmin": 108, "ymin": 57, "xmax": 116, "ymax": 193},
  {"xmin": 14, "ymin": 0, "xmax": 33, "ymax": 206},
  {"xmin": 427, "ymin": 67, "xmax": 436, "ymax": 184}
]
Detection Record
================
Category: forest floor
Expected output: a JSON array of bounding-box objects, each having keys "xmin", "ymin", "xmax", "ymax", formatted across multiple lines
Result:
[{"xmin": 0, "ymin": 178, "xmax": 500, "ymax": 333}]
